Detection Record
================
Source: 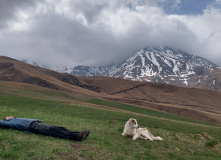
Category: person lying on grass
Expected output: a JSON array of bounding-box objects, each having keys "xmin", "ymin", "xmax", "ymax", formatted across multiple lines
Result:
[{"xmin": 0, "ymin": 116, "xmax": 90, "ymax": 141}]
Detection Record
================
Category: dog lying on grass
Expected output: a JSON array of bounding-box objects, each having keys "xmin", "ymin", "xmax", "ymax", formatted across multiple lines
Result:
[{"xmin": 122, "ymin": 118, "xmax": 163, "ymax": 141}]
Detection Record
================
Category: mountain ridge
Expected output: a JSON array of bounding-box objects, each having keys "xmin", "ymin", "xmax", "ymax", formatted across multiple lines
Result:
[{"xmin": 24, "ymin": 46, "xmax": 221, "ymax": 92}]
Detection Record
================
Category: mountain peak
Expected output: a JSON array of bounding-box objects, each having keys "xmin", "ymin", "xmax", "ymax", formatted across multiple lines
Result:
[
  {"xmin": 21, "ymin": 46, "xmax": 221, "ymax": 91},
  {"xmin": 111, "ymin": 47, "xmax": 217, "ymax": 80}
]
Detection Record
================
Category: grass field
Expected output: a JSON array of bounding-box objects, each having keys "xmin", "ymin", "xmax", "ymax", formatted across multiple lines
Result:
[{"xmin": 0, "ymin": 84, "xmax": 221, "ymax": 160}]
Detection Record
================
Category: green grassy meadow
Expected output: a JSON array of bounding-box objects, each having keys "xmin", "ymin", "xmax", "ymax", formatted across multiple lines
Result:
[{"xmin": 0, "ymin": 84, "xmax": 221, "ymax": 160}]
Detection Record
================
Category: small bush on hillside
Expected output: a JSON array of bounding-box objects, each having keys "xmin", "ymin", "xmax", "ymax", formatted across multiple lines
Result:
[{"xmin": 205, "ymin": 140, "xmax": 219, "ymax": 149}]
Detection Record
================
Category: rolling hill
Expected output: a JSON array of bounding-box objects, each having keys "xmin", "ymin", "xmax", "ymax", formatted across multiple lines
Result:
[{"xmin": 1, "ymin": 55, "xmax": 221, "ymax": 124}]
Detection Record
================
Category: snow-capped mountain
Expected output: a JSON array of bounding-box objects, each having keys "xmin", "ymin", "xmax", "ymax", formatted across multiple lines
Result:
[
  {"xmin": 22, "ymin": 60, "xmax": 74, "ymax": 73},
  {"xmin": 70, "ymin": 64, "xmax": 120, "ymax": 76},
  {"xmin": 22, "ymin": 60, "xmax": 119, "ymax": 76},
  {"xmin": 110, "ymin": 47, "xmax": 218, "ymax": 86},
  {"xmin": 22, "ymin": 47, "xmax": 221, "ymax": 91}
]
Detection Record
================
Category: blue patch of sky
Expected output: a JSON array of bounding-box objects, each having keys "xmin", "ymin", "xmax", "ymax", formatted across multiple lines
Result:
[
  {"xmin": 126, "ymin": 1, "xmax": 146, "ymax": 11},
  {"xmin": 159, "ymin": 0, "xmax": 215, "ymax": 15}
]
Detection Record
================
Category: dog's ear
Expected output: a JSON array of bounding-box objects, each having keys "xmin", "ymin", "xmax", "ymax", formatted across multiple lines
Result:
[{"xmin": 130, "ymin": 119, "xmax": 136, "ymax": 124}]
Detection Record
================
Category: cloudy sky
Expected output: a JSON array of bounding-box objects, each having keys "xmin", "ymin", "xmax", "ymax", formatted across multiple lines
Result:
[{"xmin": 0, "ymin": 0, "xmax": 221, "ymax": 67}]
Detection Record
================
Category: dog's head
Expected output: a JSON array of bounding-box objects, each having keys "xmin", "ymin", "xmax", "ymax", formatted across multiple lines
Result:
[{"xmin": 129, "ymin": 118, "xmax": 139, "ymax": 129}]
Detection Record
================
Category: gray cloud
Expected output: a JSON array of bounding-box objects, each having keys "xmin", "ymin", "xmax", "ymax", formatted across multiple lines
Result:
[
  {"xmin": 0, "ymin": 0, "xmax": 41, "ymax": 28},
  {"xmin": 0, "ymin": 0, "xmax": 221, "ymax": 67}
]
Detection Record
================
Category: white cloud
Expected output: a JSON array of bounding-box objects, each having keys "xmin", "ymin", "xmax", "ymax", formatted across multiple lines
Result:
[
  {"xmin": 0, "ymin": 0, "xmax": 220, "ymax": 67},
  {"xmin": 185, "ymin": 7, "xmax": 221, "ymax": 64}
]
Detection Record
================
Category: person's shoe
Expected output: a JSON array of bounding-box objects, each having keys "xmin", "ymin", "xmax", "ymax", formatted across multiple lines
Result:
[
  {"xmin": 82, "ymin": 129, "xmax": 90, "ymax": 140},
  {"xmin": 77, "ymin": 130, "xmax": 86, "ymax": 141}
]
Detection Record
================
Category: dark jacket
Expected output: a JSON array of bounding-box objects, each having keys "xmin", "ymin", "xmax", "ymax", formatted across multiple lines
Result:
[{"xmin": 0, "ymin": 118, "xmax": 40, "ymax": 131}]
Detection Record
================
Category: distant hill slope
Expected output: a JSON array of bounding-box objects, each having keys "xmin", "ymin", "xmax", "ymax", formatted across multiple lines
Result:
[
  {"xmin": 1, "ymin": 55, "xmax": 221, "ymax": 124},
  {"xmin": 0, "ymin": 56, "xmax": 100, "ymax": 96}
]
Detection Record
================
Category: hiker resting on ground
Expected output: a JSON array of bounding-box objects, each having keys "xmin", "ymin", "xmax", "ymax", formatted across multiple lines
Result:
[{"xmin": 0, "ymin": 116, "xmax": 90, "ymax": 141}]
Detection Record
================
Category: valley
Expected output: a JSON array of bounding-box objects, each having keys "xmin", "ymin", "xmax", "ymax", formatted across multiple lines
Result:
[
  {"xmin": 1, "ymin": 55, "xmax": 221, "ymax": 159},
  {"xmin": 0, "ymin": 78, "xmax": 221, "ymax": 160}
]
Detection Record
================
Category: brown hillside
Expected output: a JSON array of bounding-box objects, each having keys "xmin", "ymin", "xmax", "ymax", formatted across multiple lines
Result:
[
  {"xmin": 1, "ymin": 56, "xmax": 221, "ymax": 124},
  {"xmin": 0, "ymin": 56, "xmax": 101, "ymax": 96}
]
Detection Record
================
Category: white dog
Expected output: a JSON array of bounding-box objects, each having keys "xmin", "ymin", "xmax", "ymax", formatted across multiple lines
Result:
[{"xmin": 122, "ymin": 118, "xmax": 163, "ymax": 141}]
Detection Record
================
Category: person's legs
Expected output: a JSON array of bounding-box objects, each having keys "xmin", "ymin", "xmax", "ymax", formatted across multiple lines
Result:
[{"xmin": 30, "ymin": 122, "xmax": 88, "ymax": 141}]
